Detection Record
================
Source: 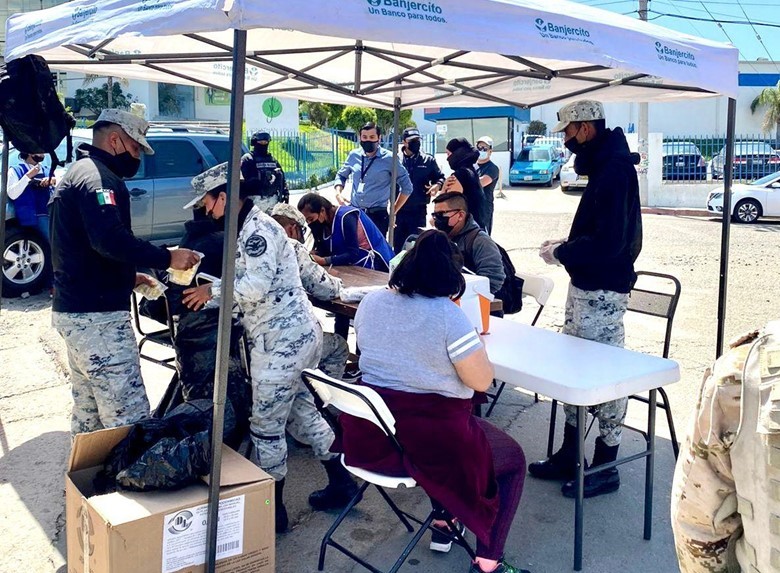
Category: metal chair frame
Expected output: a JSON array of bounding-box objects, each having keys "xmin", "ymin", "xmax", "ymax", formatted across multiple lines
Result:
[
  {"xmin": 131, "ymin": 291, "xmax": 177, "ymax": 371},
  {"xmin": 485, "ymin": 271, "xmax": 554, "ymax": 417},
  {"xmin": 301, "ymin": 369, "xmax": 476, "ymax": 573}
]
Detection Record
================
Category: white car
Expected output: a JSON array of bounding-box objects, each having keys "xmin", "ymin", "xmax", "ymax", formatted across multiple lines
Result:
[
  {"xmin": 560, "ymin": 154, "xmax": 587, "ymax": 191},
  {"xmin": 706, "ymin": 170, "xmax": 780, "ymax": 223}
]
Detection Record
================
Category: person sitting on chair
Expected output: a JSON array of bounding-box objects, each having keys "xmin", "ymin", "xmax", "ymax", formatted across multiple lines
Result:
[
  {"xmin": 337, "ymin": 229, "xmax": 530, "ymax": 573},
  {"xmin": 297, "ymin": 192, "xmax": 395, "ymax": 273}
]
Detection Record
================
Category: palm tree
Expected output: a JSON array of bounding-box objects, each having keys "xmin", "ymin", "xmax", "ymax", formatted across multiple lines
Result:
[{"xmin": 750, "ymin": 81, "xmax": 780, "ymax": 143}]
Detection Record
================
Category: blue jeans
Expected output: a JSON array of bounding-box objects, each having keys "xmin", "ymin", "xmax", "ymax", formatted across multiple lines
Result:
[{"xmin": 35, "ymin": 214, "xmax": 50, "ymax": 243}]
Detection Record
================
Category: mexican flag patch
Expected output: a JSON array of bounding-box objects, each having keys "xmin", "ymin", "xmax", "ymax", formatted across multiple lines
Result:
[{"xmin": 96, "ymin": 189, "xmax": 116, "ymax": 206}]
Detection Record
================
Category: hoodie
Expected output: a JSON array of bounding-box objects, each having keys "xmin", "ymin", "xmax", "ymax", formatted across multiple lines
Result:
[{"xmin": 554, "ymin": 127, "xmax": 642, "ymax": 294}]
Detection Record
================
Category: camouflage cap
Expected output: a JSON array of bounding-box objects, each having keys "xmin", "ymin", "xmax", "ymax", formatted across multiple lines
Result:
[
  {"xmin": 183, "ymin": 162, "xmax": 242, "ymax": 210},
  {"xmin": 93, "ymin": 109, "xmax": 154, "ymax": 155},
  {"xmin": 271, "ymin": 202, "xmax": 308, "ymax": 228},
  {"xmin": 552, "ymin": 100, "xmax": 605, "ymax": 133}
]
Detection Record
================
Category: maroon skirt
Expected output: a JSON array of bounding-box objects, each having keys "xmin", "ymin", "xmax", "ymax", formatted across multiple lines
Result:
[{"xmin": 334, "ymin": 384, "xmax": 499, "ymax": 545}]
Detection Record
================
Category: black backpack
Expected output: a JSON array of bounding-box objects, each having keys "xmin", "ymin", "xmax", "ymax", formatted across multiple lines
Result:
[
  {"xmin": 463, "ymin": 228, "xmax": 525, "ymax": 314},
  {"xmin": 0, "ymin": 55, "xmax": 76, "ymax": 172}
]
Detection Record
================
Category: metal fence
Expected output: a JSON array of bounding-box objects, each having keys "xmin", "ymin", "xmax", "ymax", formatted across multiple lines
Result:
[{"xmin": 664, "ymin": 134, "xmax": 780, "ymax": 183}]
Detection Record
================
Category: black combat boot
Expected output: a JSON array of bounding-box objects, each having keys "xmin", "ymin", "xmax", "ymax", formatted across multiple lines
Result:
[
  {"xmin": 308, "ymin": 457, "xmax": 361, "ymax": 511},
  {"xmin": 528, "ymin": 423, "xmax": 579, "ymax": 481},
  {"xmin": 275, "ymin": 478, "xmax": 289, "ymax": 533},
  {"xmin": 561, "ymin": 437, "xmax": 620, "ymax": 498}
]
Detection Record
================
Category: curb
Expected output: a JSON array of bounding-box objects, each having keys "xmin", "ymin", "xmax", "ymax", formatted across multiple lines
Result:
[{"xmin": 641, "ymin": 207, "xmax": 712, "ymax": 218}]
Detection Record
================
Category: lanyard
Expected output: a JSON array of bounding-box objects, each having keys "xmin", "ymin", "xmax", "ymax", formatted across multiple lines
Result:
[{"xmin": 360, "ymin": 155, "xmax": 377, "ymax": 181}]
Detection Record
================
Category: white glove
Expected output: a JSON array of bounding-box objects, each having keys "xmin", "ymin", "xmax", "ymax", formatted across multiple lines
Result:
[{"xmin": 539, "ymin": 243, "xmax": 561, "ymax": 266}]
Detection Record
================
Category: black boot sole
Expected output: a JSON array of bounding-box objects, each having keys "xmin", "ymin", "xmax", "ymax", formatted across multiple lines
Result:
[{"xmin": 561, "ymin": 477, "xmax": 620, "ymax": 499}]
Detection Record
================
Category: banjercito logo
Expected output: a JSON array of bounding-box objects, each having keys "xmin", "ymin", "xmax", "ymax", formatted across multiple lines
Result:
[
  {"xmin": 365, "ymin": 0, "xmax": 446, "ymax": 24},
  {"xmin": 654, "ymin": 41, "xmax": 697, "ymax": 68},
  {"xmin": 534, "ymin": 18, "xmax": 592, "ymax": 45}
]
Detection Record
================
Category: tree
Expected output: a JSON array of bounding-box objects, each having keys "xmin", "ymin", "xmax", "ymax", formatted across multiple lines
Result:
[
  {"xmin": 750, "ymin": 81, "xmax": 780, "ymax": 142},
  {"xmin": 341, "ymin": 106, "xmax": 377, "ymax": 134},
  {"xmin": 158, "ymin": 83, "xmax": 185, "ymax": 117},
  {"xmin": 73, "ymin": 82, "xmax": 133, "ymax": 116},
  {"xmin": 299, "ymin": 101, "xmax": 346, "ymax": 129},
  {"xmin": 374, "ymin": 108, "xmax": 414, "ymax": 135},
  {"xmin": 527, "ymin": 120, "xmax": 547, "ymax": 135}
]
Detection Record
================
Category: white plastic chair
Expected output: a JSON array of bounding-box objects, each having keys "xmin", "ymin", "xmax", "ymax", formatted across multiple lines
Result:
[
  {"xmin": 485, "ymin": 271, "xmax": 554, "ymax": 416},
  {"xmin": 301, "ymin": 369, "xmax": 475, "ymax": 573}
]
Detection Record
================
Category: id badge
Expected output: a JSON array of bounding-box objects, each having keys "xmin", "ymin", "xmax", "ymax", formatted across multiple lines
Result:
[{"xmin": 356, "ymin": 181, "xmax": 365, "ymax": 196}]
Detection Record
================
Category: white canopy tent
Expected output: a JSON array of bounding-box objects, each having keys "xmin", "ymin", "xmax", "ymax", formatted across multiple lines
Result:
[{"xmin": 0, "ymin": 1, "xmax": 740, "ymax": 570}]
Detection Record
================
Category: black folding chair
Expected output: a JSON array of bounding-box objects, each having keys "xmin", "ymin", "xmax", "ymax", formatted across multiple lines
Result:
[
  {"xmin": 131, "ymin": 291, "xmax": 177, "ymax": 371},
  {"xmin": 546, "ymin": 271, "xmax": 682, "ymax": 459},
  {"xmin": 301, "ymin": 368, "xmax": 476, "ymax": 573}
]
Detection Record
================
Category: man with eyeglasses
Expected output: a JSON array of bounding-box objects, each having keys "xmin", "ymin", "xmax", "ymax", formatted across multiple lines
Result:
[
  {"xmin": 270, "ymin": 203, "xmax": 349, "ymax": 381},
  {"xmin": 476, "ymin": 136, "xmax": 500, "ymax": 236},
  {"xmin": 432, "ymin": 192, "xmax": 505, "ymax": 295}
]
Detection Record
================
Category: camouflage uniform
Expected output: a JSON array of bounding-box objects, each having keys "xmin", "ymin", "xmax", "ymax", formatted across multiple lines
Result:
[
  {"xmin": 672, "ymin": 324, "xmax": 780, "ymax": 573},
  {"xmin": 52, "ymin": 311, "xmax": 150, "ymax": 435},
  {"xmin": 562, "ymin": 284, "xmax": 629, "ymax": 446},
  {"xmin": 288, "ymin": 238, "xmax": 349, "ymax": 380},
  {"xmin": 200, "ymin": 171, "xmax": 336, "ymax": 480}
]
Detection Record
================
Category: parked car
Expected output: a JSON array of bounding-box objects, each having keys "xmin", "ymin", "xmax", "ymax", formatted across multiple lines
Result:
[
  {"xmin": 710, "ymin": 141, "xmax": 780, "ymax": 180},
  {"xmin": 559, "ymin": 154, "xmax": 587, "ymax": 191},
  {"xmin": 662, "ymin": 141, "xmax": 707, "ymax": 180},
  {"xmin": 3, "ymin": 126, "xmax": 245, "ymax": 298},
  {"xmin": 508, "ymin": 145, "xmax": 564, "ymax": 187},
  {"xmin": 529, "ymin": 136, "xmax": 567, "ymax": 160},
  {"xmin": 706, "ymin": 170, "xmax": 780, "ymax": 223}
]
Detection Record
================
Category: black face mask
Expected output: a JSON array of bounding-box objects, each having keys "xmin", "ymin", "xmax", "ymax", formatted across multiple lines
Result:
[
  {"xmin": 31, "ymin": 154, "xmax": 45, "ymax": 163},
  {"xmin": 112, "ymin": 138, "xmax": 141, "ymax": 179},
  {"xmin": 360, "ymin": 141, "xmax": 378, "ymax": 154},
  {"xmin": 406, "ymin": 139, "xmax": 421, "ymax": 155},
  {"xmin": 254, "ymin": 143, "xmax": 270, "ymax": 156},
  {"xmin": 432, "ymin": 212, "xmax": 455, "ymax": 233}
]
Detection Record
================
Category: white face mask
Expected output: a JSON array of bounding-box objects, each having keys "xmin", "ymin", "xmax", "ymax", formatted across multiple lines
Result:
[{"xmin": 478, "ymin": 150, "xmax": 489, "ymax": 161}]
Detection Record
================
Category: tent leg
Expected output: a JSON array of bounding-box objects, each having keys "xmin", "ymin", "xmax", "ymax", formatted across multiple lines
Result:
[
  {"xmin": 205, "ymin": 27, "xmax": 247, "ymax": 573},
  {"xmin": 0, "ymin": 133, "xmax": 9, "ymax": 308},
  {"xmin": 388, "ymin": 82, "xmax": 402, "ymax": 249},
  {"xmin": 716, "ymin": 98, "xmax": 737, "ymax": 358}
]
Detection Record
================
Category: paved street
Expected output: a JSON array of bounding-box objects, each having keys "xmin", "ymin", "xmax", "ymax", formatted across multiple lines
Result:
[{"xmin": 1, "ymin": 182, "xmax": 777, "ymax": 572}]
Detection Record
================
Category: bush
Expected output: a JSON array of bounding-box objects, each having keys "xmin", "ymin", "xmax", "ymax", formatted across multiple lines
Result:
[{"xmin": 527, "ymin": 120, "xmax": 547, "ymax": 136}]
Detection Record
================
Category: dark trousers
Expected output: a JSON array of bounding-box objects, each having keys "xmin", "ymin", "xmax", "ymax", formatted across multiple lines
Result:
[
  {"xmin": 484, "ymin": 200, "xmax": 494, "ymax": 236},
  {"xmin": 431, "ymin": 418, "xmax": 525, "ymax": 560},
  {"xmin": 393, "ymin": 204, "xmax": 427, "ymax": 253},
  {"xmin": 361, "ymin": 207, "xmax": 389, "ymax": 238}
]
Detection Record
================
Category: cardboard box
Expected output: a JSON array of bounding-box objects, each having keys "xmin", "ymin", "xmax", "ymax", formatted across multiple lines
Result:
[{"xmin": 66, "ymin": 426, "xmax": 275, "ymax": 573}]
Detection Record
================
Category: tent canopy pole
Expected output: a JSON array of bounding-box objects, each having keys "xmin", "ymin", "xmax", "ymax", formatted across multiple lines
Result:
[
  {"xmin": 205, "ymin": 27, "xmax": 247, "ymax": 573},
  {"xmin": 388, "ymin": 82, "xmax": 402, "ymax": 249},
  {"xmin": 716, "ymin": 97, "xmax": 737, "ymax": 358}
]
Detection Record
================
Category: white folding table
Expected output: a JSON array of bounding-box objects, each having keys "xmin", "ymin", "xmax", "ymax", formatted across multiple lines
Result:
[{"xmin": 481, "ymin": 318, "xmax": 681, "ymax": 571}]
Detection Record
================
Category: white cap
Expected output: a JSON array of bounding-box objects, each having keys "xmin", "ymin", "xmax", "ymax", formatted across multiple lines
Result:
[{"xmin": 476, "ymin": 135, "xmax": 493, "ymax": 148}]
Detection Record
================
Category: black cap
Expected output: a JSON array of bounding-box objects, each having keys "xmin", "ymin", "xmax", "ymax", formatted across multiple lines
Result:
[
  {"xmin": 402, "ymin": 128, "xmax": 421, "ymax": 140},
  {"xmin": 251, "ymin": 131, "xmax": 271, "ymax": 144}
]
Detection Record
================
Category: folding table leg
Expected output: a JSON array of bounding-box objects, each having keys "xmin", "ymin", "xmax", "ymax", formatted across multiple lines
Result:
[
  {"xmin": 574, "ymin": 405, "xmax": 585, "ymax": 571},
  {"xmin": 644, "ymin": 389, "xmax": 657, "ymax": 541}
]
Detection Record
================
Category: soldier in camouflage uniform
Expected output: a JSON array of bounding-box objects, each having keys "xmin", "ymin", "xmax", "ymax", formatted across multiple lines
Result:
[
  {"xmin": 531, "ymin": 100, "xmax": 642, "ymax": 498},
  {"xmin": 271, "ymin": 202, "xmax": 349, "ymax": 380},
  {"xmin": 672, "ymin": 322, "xmax": 780, "ymax": 573},
  {"xmin": 49, "ymin": 109, "xmax": 199, "ymax": 435},
  {"xmin": 181, "ymin": 164, "xmax": 358, "ymax": 533}
]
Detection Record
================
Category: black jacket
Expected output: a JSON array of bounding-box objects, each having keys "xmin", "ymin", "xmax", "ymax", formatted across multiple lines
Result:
[
  {"xmin": 401, "ymin": 150, "xmax": 445, "ymax": 208},
  {"xmin": 50, "ymin": 144, "xmax": 171, "ymax": 313},
  {"xmin": 453, "ymin": 166, "xmax": 487, "ymax": 230},
  {"xmin": 554, "ymin": 128, "xmax": 642, "ymax": 294}
]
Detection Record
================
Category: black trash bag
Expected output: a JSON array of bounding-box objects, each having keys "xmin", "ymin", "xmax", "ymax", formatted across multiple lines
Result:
[
  {"xmin": 115, "ymin": 432, "xmax": 210, "ymax": 492},
  {"xmin": 166, "ymin": 399, "xmax": 238, "ymax": 448},
  {"xmin": 94, "ymin": 405, "xmax": 218, "ymax": 494}
]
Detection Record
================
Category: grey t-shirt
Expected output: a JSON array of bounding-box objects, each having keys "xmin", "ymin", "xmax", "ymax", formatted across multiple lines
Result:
[{"xmin": 354, "ymin": 288, "xmax": 483, "ymax": 399}]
